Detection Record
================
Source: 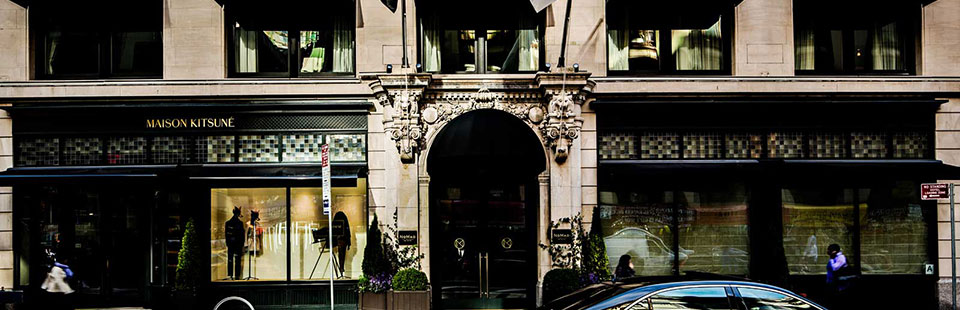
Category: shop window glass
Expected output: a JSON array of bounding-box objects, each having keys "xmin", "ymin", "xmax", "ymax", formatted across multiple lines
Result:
[
  {"xmin": 152, "ymin": 136, "xmax": 192, "ymax": 164},
  {"xmin": 329, "ymin": 134, "xmax": 367, "ymax": 162},
  {"xmin": 229, "ymin": 1, "xmax": 354, "ymax": 76},
  {"xmin": 419, "ymin": 0, "xmax": 541, "ymax": 73},
  {"xmin": 210, "ymin": 188, "xmax": 287, "ymax": 281},
  {"xmin": 290, "ymin": 180, "xmax": 367, "ymax": 280},
  {"xmin": 63, "ymin": 137, "xmax": 102, "ymax": 166},
  {"xmin": 107, "ymin": 137, "xmax": 147, "ymax": 165},
  {"xmin": 639, "ymin": 132, "xmax": 680, "ymax": 159},
  {"xmin": 682, "ymin": 133, "xmax": 722, "ymax": 159},
  {"xmin": 239, "ymin": 135, "xmax": 280, "ymax": 163},
  {"xmin": 737, "ymin": 287, "xmax": 814, "ymax": 310},
  {"xmin": 860, "ymin": 181, "xmax": 931, "ymax": 274},
  {"xmin": 282, "ymin": 134, "xmax": 324, "ymax": 162},
  {"xmin": 648, "ymin": 287, "xmax": 731, "ymax": 310},
  {"xmin": 607, "ymin": 1, "xmax": 731, "ymax": 75},
  {"xmin": 794, "ymin": 1, "xmax": 916, "ymax": 74},
  {"xmin": 599, "ymin": 188, "xmax": 676, "ymax": 276},
  {"xmin": 600, "ymin": 132, "xmax": 638, "ymax": 160},
  {"xmin": 781, "ymin": 188, "xmax": 856, "ymax": 275},
  {"xmin": 678, "ymin": 184, "xmax": 749, "ymax": 275},
  {"xmin": 17, "ymin": 137, "xmax": 60, "ymax": 166},
  {"xmin": 199, "ymin": 136, "xmax": 236, "ymax": 163},
  {"xmin": 851, "ymin": 132, "xmax": 887, "ymax": 158}
]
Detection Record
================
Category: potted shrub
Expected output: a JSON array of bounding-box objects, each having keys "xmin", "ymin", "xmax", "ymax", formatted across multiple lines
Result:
[
  {"xmin": 581, "ymin": 209, "xmax": 611, "ymax": 285},
  {"xmin": 173, "ymin": 218, "xmax": 202, "ymax": 309},
  {"xmin": 542, "ymin": 268, "xmax": 581, "ymax": 304},
  {"xmin": 359, "ymin": 215, "xmax": 391, "ymax": 310},
  {"xmin": 390, "ymin": 268, "xmax": 429, "ymax": 310}
]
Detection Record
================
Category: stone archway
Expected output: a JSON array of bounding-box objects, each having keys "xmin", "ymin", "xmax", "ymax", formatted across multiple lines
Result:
[{"xmin": 425, "ymin": 109, "xmax": 546, "ymax": 310}]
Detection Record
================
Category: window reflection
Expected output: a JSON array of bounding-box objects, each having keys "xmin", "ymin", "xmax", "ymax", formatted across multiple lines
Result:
[
  {"xmin": 649, "ymin": 287, "xmax": 731, "ymax": 310},
  {"xmin": 860, "ymin": 181, "xmax": 929, "ymax": 274},
  {"xmin": 781, "ymin": 188, "xmax": 856, "ymax": 275},
  {"xmin": 235, "ymin": 26, "xmax": 289, "ymax": 73}
]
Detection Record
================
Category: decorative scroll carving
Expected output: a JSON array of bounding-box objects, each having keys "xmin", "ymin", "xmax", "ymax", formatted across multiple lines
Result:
[
  {"xmin": 536, "ymin": 71, "xmax": 593, "ymax": 163},
  {"xmin": 371, "ymin": 74, "xmax": 431, "ymax": 163}
]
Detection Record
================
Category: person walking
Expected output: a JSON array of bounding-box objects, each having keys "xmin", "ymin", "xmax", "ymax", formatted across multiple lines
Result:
[
  {"xmin": 41, "ymin": 251, "xmax": 74, "ymax": 310},
  {"xmin": 614, "ymin": 254, "xmax": 635, "ymax": 281},
  {"xmin": 826, "ymin": 244, "xmax": 852, "ymax": 309}
]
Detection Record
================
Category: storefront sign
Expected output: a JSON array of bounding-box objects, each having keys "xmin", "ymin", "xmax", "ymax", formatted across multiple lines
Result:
[
  {"xmin": 145, "ymin": 117, "xmax": 235, "ymax": 129},
  {"xmin": 921, "ymin": 183, "xmax": 949, "ymax": 200},
  {"xmin": 551, "ymin": 229, "xmax": 573, "ymax": 244},
  {"xmin": 398, "ymin": 230, "xmax": 418, "ymax": 245}
]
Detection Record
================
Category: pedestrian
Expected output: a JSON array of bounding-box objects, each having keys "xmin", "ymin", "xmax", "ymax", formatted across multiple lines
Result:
[
  {"xmin": 40, "ymin": 251, "xmax": 74, "ymax": 310},
  {"xmin": 614, "ymin": 254, "xmax": 635, "ymax": 281},
  {"xmin": 825, "ymin": 243, "xmax": 853, "ymax": 309}
]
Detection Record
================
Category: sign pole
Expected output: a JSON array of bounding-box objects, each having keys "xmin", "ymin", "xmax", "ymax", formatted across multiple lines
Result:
[
  {"xmin": 322, "ymin": 144, "xmax": 333, "ymax": 310},
  {"xmin": 952, "ymin": 183, "xmax": 957, "ymax": 310}
]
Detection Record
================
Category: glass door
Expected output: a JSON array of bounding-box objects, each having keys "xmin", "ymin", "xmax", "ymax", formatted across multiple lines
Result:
[{"xmin": 432, "ymin": 179, "xmax": 536, "ymax": 309}]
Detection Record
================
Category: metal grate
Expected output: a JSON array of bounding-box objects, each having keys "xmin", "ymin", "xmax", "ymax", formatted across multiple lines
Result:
[
  {"xmin": 239, "ymin": 135, "xmax": 280, "ymax": 162},
  {"xmin": 246, "ymin": 114, "xmax": 367, "ymax": 130},
  {"xmin": 768, "ymin": 132, "xmax": 804, "ymax": 158},
  {"xmin": 599, "ymin": 132, "xmax": 637, "ymax": 160},
  {"xmin": 893, "ymin": 132, "xmax": 927, "ymax": 159},
  {"xmin": 198, "ymin": 136, "xmax": 236, "ymax": 163},
  {"xmin": 851, "ymin": 132, "xmax": 887, "ymax": 159},
  {"xmin": 63, "ymin": 137, "xmax": 102, "ymax": 165},
  {"xmin": 639, "ymin": 132, "xmax": 680, "ymax": 159},
  {"xmin": 153, "ymin": 136, "xmax": 193, "ymax": 164},
  {"xmin": 807, "ymin": 132, "xmax": 847, "ymax": 159},
  {"xmin": 282, "ymin": 134, "xmax": 324, "ymax": 162},
  {"xmin": 683, "ymin": 133, "xmax": 722, "ymax": 159},
  {"xmin": 725, "ymin": 133, "xmax": 763, "ymax": 159},
  {"xmin": 328, "ymin": 134, "xmax": 366, "ymax": 162},
  {"xmin": 107, "ymin": 137, "xmax": 147, "ymax": 164},
  {"xmin": 17, "ymin": 137, "xmax": 59, "ymax": 166}
]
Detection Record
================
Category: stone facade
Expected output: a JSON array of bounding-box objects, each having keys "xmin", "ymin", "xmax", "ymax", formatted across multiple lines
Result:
[{"xmin": 0, "ymin": 0, "xmax": 955, "ymax": 307}]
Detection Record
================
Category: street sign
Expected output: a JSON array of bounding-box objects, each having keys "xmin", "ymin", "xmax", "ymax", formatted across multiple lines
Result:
[
  {"xmin": 926, "ymin": 264, "xmax": 935, "ymax": 275},
  {"xmin": 321, "ymin": 144, "xmax": 332, "ymax": 215},
  {"xmin": 921, "ymin": 183, "xmax": 950, "ymax": 200}
]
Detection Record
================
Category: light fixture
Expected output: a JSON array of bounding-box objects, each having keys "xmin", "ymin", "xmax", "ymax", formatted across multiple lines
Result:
[
  {"xmin": 572, "ymin": 63, "xmax": 580, "ymax": 72},
  {"xmin": 386, "ymin": 64, "xmax": 393, "ymax": 73},
  {"xmin": 545, "ymin": 63, "xmax": 552, "ymax": 72},
  {"xmin": 416, "ymin": 63, "xmax": 422, "ymax": 73}
]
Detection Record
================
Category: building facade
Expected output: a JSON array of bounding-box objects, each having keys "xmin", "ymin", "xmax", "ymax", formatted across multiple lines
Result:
[{"xmin": 0, "ymin": 0, "xmax": 956, "ymax": 309}]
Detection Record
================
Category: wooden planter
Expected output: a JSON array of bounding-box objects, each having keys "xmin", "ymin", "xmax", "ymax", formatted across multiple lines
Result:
[
  {"xmin": 359, "ymin": 292, "xmax": 388, "ymax": 310},
  {"xmin": 389, "ymin": 288, "xmax": 431, "ymax": 310}
]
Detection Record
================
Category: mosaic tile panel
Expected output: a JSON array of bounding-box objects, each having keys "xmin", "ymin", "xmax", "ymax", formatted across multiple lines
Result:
[
  {"xmin": 17, "ymin": 138, "xmax": 59, "ymax": 166},
  {"xmin": 106, "ymin": 137, "xmax": 147, "ymax": 164},
  {"xmin": 682, "ymin": 133, "xmax": 722, "ymax": 159},
  {"xmin": 851, "ymin": 132, "xmax": 887, "ymax": 159},
  {"xmin": 328, "ymin": 134, "xmax": 366, "ymax": 162},
  {"xmin": 153, "ymin": 136, "xmax": 193, "ymax": 164},
  {"xmin": 768, "ymin": 132, "xmax": 804, "ymax": 158},
  {"xmin": 725, "ymin": 133, "xmax": 763, "ymax": 159},
  {"xmin": 639, "ymin": 132, "xmax": 680, "ymax": 159},
  {"xmin": 599, "ymin": 132, "xmax": 637, "ymax": 160},
  {"xmin": 198, "ymin": 136, "xmax": 236, "ymax": 163},
  {"xmin": 893, "ymin": 132, "xmax": 928, "ymax": 159},
  {"xmin": 63, "ymin": 137, "xmax": 102, "ymax": 165},
  {"xmin": 282, "ymin": 134, "xmax": 324, "ymax": 162},
  {"xmin": 239, "ymin": 135, "xmax": 280, "ymax": 162},
  {"xmin": 807, "ymin": 133, "xmax": 847, "ymax": 159}
]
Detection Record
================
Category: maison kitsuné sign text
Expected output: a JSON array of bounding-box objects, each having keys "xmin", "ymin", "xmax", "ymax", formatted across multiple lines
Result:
[{"xmin": 145, "ymin": 117, "xmax": 236, "ymax": 129}]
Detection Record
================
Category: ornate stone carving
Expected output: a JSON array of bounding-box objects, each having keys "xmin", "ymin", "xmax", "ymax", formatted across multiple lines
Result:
[
  {"xmin": 370, "ymin": 74, "xmax": 432, "ymax": 163},
  {"xmin": 536, "ymin": 71, "xmax": 593, "ymax": 163}
]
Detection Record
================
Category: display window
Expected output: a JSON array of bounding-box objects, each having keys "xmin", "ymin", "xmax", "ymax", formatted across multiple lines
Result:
[{"xmin": 209, "ymin": 179, "xmax": 367, "ymax": 282}]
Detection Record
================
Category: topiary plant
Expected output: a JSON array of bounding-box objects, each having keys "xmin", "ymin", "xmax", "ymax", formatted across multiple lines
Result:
[
  {"xmin": 392, "ymin": 268, "xmax": 428, "ymax": 291},
  {"xmin": 176, "ymin": 218, "xmax": 202, "ymax": 291},
  {"xmin": 362, "ymin": 214, "xmax": 387, "ymax": 277},
  {"xmin": 542, "ymin": 268, "xmax": 582, "ymax": 303},
  {"xmin": 581, "ymin": 208, "xmax": 611, "ymax": 284}
]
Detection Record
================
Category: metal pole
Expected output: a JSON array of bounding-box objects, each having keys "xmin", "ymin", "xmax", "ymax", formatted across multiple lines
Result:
[
  {"xmin": 952, "ymin": 183, "xmax": 957, "ymax": 310},
  {"xmin": 556, "ymin": 0, "xmax": 573, "ymax": 68},
  {"xmin": 401, "ymin": 0, "xmax": 409, "ymax": 68},
  {"xmin": 330, "ymin": 208, "xmax": 334, "ymax": 310}
]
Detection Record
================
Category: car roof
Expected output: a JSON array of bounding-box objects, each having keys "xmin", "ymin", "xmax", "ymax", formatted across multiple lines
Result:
[{"xmin": 582, "ymin": 281, "xmax": 821, "ymax": 310}]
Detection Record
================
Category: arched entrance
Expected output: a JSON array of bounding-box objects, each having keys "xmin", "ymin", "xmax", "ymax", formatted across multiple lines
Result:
[{"xmin": 427, "ymin": 109, "xmax": 546, "ymax": 310}]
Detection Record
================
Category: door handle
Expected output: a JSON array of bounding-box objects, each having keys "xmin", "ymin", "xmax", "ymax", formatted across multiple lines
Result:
[
  {"xmin": 478, "ymin": 252, "xmax": 490, "ymax": 298},
  {"xmin": 479, "ymin": 253, "xmax": 484, "ymax": 298},
  {"xmin": 484, "ymin": 252, "xmax": 490, "ymax": 298}
]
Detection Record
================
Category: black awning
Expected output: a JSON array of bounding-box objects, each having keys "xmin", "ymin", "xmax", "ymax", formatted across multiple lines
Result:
[{"xmin": 599, "ymin": 159, "xmax": 960, "ymax": 181}]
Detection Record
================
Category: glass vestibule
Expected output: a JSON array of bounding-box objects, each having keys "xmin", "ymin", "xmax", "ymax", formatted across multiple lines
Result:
[{"xmin": 209, "ymin": 179, "xmax": 368, "ymax": 282}]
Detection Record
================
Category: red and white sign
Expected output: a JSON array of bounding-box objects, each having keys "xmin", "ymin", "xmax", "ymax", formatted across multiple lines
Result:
[
  {"xmin": 921, "ymin": 183, "xmax": 950, "ymax": 200},
  {"xmin": 321, "ymin": 144, "xmax": 331, "ymax": 215}
]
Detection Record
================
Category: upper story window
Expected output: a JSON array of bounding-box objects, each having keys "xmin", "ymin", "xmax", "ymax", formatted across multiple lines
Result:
[
  {"xmin": 33, "ymin": 0, "xmax": 162, "ymax": 79},
  {"xmin": 418, "ymin": 0, "xmax": 544, "ymax": 74},
  {"xmin": 794, "ymin": 0, "xmax": 919, "ymax": 75},
  {"xmin": 606, "ymin": 1, "xmax": 733, "ymax": 75},
  {"xmin": 227, "ymin": 1, "xmax": 355, "ymax": 77}
]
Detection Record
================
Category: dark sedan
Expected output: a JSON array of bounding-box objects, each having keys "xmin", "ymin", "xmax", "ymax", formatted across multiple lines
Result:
[{"xmin": 542, "ymin": 280, "xmax": 826, "ymax": 310}]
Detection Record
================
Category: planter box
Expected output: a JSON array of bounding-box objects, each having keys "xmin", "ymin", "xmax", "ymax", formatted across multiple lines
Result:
[
  {"xmin": 359, "ymin": 292, "xmax": 388, "ymax": 310},
  {"xmin": 389, "ymin": 289, "xmax": 430, "ymax": 310}
]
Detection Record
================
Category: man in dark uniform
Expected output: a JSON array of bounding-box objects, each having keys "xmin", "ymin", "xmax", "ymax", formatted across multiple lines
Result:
[{"xmin": 224, "ymin": 207, "xmax": 245, "ymax": 280}]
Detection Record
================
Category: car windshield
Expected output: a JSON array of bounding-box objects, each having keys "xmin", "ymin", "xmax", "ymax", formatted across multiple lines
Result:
[{"xmin": 543, "ymin": 282, "xmax": 649, "ymax": 310}]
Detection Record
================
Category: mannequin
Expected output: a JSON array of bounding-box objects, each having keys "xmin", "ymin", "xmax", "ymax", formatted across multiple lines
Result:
[
  {"xmin": 333, "ymin": 211, "xmax": 351, "ymax": 276},
  {"xmin": 224, "ymin": 206, "xmax": 245, "ymax": 280},
  {"xmin": 245, "ymin": 210, "xmax": 263, "ymax": 280}
]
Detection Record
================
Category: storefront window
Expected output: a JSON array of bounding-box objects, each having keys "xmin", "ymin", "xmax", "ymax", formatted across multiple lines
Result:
[
  {"xmin": 860, "ymin": 181, "xmax": 930, "ymax": 274},
  {"xmin": 210, "ymin": 188, "xmax": 288, "ymax": 281},
  {"xmin": 782, "ymin": 188, "xmax": 856, "ymax": 275},
  {"xmin": 291, "ymin": 180, "xmax": 367, "ymax": 280},
  {"xmin": 210, "ymin": 180, "xmax": 367, "ymax": 282},
  {"xmin": 599, "ymin": 188, "xmax": 676, "ymax": 276},
  {"xmin": 678, "ymin": 184, "xmax": 750, "ymax": 275}
]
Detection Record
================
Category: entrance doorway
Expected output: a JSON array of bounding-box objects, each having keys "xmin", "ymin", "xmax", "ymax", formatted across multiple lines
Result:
[{"xmin": 428, "ymin": 110, "xmax": 546, "ymax": 309}]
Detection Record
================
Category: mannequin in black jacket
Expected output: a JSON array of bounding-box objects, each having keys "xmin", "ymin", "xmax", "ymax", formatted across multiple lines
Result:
[
  {"xmin": 333, "ymin": 211, "xmax": 351, "ymax": 276},
  {"xmin": 224, "ymin": 207, "xmax": 245, "ymax": 280}
]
